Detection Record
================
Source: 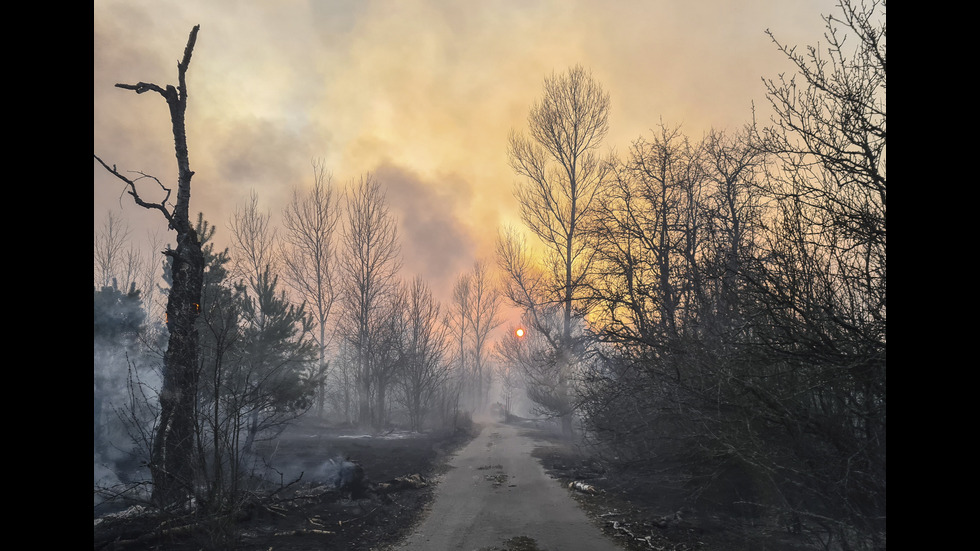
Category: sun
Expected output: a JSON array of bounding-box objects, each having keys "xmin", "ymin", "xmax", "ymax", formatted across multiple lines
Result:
[{"xmin": 515, "ymin": 328, "xmax": 525, "ymax": 338}]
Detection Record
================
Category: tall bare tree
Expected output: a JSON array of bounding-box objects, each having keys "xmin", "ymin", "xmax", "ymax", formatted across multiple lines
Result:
[
  {"xmin": 94, "ymin": 25, "xmax": 204, "ymax": 508},
  {"xmin": 496, "ymin": 226, "xmax": 578, "ymax": 432},
  {"xmin": 465, "ymin": 260, "xmax": 504, "ymax": 411},
  {"xmin": 369, "ymin": 287, "xmax": 406, "ymax": 430},
  {"xmin": 505, "ymin": 64, "xmax": 610, "ymax": 436},
  {"xmin": 337, "ymin": 174, "xmax": 402, "ymax": 430},
  {"xmin": 279, "ymin": 158, "xmax": 341, "ymax": 417},
  {"xmin": 445, "ymin": 272, "xmax": 470, "ymax": 384},
  {"xmin": 590, "ymin": 122, "xmax": 710, "ymax": 347},
  {"xmin": 443, "ymin": 262, "xmax": 503, "ymax": 413},
  {"xmin": 442, "ymin": 271, "xmax": 471, "ymax": 425},
  {"xmin": 397, "ymin": 276, "xmax": 450, "ymax": 431}
]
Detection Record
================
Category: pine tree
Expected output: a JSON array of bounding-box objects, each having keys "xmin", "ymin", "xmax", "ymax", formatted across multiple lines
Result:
[
  {"xmin": 94, "ymin": 280, "xmax": 146, "ymax": 449},
  {"xmin": 236, "ymin": 266, "xmax": 317, "ymax": 453}
]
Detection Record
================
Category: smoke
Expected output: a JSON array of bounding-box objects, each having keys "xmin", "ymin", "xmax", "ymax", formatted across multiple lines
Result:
[
  {"xmin": 262, "ymin": 454, "xmax": 364, "ymax": 495},
  {"xmin": 374, "ymin": 162, "xmax": 478, "ymax": 303},
  {"xmin": 311, "ymin": 457, "xmax": 363, "ymax": 489}
]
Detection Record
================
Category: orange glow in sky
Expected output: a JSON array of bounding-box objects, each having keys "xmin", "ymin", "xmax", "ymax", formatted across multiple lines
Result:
[{"xmin": 94, "ymin": 0, "xmax": 834, "ymax": 311}]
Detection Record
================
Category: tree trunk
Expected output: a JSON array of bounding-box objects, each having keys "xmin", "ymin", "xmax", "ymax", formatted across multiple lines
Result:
[
  {"xmin": 95, "ymin": 25, "xmax": 205, "ymax": 508},
  {"xmin": 375, "ymin": 383, "xmax": 387, "ymax": 432},
  {"xmin": 153, "ymin": 229, "xmax": 204, "ymax": 507},
  {"xmin": 357, "ymin": 368, "xmax": 372, "ymax": 430}
]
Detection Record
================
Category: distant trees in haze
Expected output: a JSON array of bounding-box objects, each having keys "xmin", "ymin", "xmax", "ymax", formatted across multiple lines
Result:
[
  {"xmin": 95, "ymin": 1, "xmax": 884, "ymax": 547},
  {"xmin": 337, "ymin": 174, "xmax": 403, "ymax": 431},
  {"xmin": 279, "ymin": 158, "xmax": 341, "ymax": 418},
  {"xmin": 95, "ymin": 211, "xmax": 168, "ymax": 334},
  {"xmin": 445, "ymin": 261, "xmax": 505, "ymax": 415},
  {"xmin": 466, "ymin": 261, "xmax": 505, "ymax": 411},
  {"xmin": 94, "ymin": 210, "xmax": 132, "ymax": 291},
  {"xmin": 396, "ymin": 276, "xmax": 452, "ymax": 432}
]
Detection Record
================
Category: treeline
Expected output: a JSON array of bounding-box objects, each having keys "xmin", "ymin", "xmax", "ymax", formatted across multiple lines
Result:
[
  {"xmin": 496, "ymin": 1, "xmax": 885, "ymax": 549},
  {"xmin": 95, "ymin": 0, "xmax": 883, "ymax": 548},
  {"xmin": 94, "ymin": 172, "xmax": 507, "ymax": 519},
  {"xmin": 93, "ymin": 20, "xmax": 513, "ymax": 541},
  {"xmin": 94, "ymin": 51, "xmax": 505, "ymax": 530}
]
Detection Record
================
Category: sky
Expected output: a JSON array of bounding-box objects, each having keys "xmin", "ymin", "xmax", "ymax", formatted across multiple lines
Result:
[{"xmin": 94, "ymin": 0, "xmax": 836, "ymax": 308}]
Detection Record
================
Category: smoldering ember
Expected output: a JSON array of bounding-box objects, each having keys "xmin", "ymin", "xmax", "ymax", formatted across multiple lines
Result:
[{"xmin": 94, "ymin": 1, "xmax": 885, "ymax": 550}]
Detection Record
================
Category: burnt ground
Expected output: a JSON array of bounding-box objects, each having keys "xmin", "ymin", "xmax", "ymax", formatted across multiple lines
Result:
[
  {"xmin": 93, "ymin": 415, "xmax": 478, "ymax": 551},
  {"xmin": 521, "ymin": 419, "xmax": 820, "ymax": 551},
  {"xmin": 95, "ymin": 415, "xmax": 827, "ymax": 551}
]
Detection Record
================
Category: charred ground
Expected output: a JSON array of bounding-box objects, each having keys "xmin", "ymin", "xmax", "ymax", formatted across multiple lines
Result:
[
  {"xmin": 93, "ymin": 415, "xmax": 477, "ymax": 551},
  {"xmin": 95, "ymin": 415, "xmax": 827, "ymax": 551},
  {"xmin": 522, "ymin": 420, "xmax": 819, "ymax": 551}
]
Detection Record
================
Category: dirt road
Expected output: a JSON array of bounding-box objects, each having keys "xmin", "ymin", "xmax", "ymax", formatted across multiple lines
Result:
[{"xmin": 395, "ymin": 422, "xmax": 623, "ymax": 551}]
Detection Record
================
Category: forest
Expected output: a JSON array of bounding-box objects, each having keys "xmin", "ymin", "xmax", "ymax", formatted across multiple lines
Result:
[{"xmin": 94, "ymin": 1, "xmax": 884, "ymax": 549}]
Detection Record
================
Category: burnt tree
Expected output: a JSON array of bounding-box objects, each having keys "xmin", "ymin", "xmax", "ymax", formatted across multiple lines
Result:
[{"xmin": 94, "ymin": 25, "xmax": 204, "ymax": 508}]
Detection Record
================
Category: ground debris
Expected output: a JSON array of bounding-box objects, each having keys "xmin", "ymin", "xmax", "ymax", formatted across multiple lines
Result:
[
  {"xmin": 272, "ymin": 528, "xmax": 336, "ymax": 537},
  {"xmin": 568, "ymin": 480, "xmax": 600, "ymax": 494},
  {"xmin": 484, "ymin": 472, "xmax": 509, "ymax": 487},
  {"xmin": 376, "ymin": 473, "xmax": 428, "ymax": 493},
  {"xmin": 477, "ymin": 534, "xmax": 544, "ymax": 551},
  {"xmin": 94, "ymin": 417, "xmax": 480, "ymax": 551}
]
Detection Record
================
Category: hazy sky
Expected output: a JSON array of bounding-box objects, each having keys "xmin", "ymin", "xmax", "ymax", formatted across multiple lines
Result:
[{"xmin": 94, "ymin": 0, "xmax": 835, "ymax": 306}]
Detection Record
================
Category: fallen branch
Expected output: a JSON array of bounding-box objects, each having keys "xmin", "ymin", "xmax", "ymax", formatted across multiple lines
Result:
[
  {"xmin": 568, "ymin": 480, "xmax": 600, "ymax": 494},
  {"xmin": 337, "ymin": 505, "xmax": 381, "ymax": 526},
  {"xmin": 273, "ymin": 528, "xmax": 335, "ymax": 537}
]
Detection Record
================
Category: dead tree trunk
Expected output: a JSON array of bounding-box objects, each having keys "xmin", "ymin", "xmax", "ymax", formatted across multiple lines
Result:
[{"xmin": 94, "ymin": 25, "xmax": 204, "ymax": 508}]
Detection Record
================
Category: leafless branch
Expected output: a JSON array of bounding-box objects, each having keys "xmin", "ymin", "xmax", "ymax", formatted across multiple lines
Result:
[{"xmin": 93, "ymin": 154, "xmax": 174, "ymax": 227}]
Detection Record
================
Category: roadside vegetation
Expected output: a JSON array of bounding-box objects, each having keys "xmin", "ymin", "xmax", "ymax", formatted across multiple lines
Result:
[{"xmin": 94, "ymin": 1, "xmax": 884, "ymax": 549}]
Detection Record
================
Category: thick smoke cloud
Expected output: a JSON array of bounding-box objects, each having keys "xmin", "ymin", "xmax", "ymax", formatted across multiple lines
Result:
[
  {"xmin": 95, "ymin": 0, "xmax": 836, "ymax": 314},
  {"xmin": 374, "ymin": 162, "xmax": 477, "ymax": 303}
]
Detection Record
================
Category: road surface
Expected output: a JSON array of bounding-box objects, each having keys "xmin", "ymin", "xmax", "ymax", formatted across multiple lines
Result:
[{"xmin": 396, "ymin": 421, "xmax": 623, "ymax": 550}]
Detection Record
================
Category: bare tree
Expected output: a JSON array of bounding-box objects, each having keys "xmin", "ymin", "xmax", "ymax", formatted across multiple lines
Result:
[
  {"xmin": 496, "ymin": 227, "xmax": 577, "ymax": 432},
  {"xmin": 444, "ymin": 272, "xmax": 470, "ymax": 382},
  {"xmin": 582, "ymin": 123, "xmax": 770, "ymax": 493},
  {"xmin": 94, "ymin": 210, "xmax": 133, "ymax": 289},
  {"xmin": 94, "ymin": 24, "xmax": 205, "ymax": 508},
  {"xmin": 506, "ymin": 64, "xmax": 610, "ymax": 436},
  {"xmin": 437, "ymin": 261, "xmax": 503, "ymax": 415},
  {"xmin": 369, "ymin": 287, "xmax": 406, "ymax": 430},
  {"xmin": 700, "ymin": 126, "xmax": 767, "ymax": 324},
  {"xmin": 738, "ymin": 1, "xmax": 886, "ymax": 543},
  {"xmin": 397, "ymin": 276, "xmax": 450, "ymax": 431},
  {"xmin": 279, "ymin": 158, "xmax": 341, "ymax": 417},
  {"xmin": 442, "ymin": 271, "xmax": 471, "ymax": 425},
  {"xmin": 465, "ymin": 260, "xmax": 504, "ymax": 411},
  {"xmin": 589, "ymin": 122, "xmax": 710, "ymax": 348},
  {"xmin": 337, "ymin": 174, "xmax": 402, "ymax": 430},
  {"xmin": 229, "ymin": 189, "xmax": 278, "ymax": 294},
  {"xmin": 493, "ymin": 308, "xmax": 576, "ymax": 426},
  {"xmin": 326, "ymin": 339, "xmax": 358, "ymax": 424}
]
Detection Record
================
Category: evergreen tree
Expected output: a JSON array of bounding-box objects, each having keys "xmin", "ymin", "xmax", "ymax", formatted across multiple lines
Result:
[
  {"xmin": 235, "ymin": 266, "xmax": 317, "ymax": 453},
  {"xmin": 94, "ymin": 280, "xmax": 146, "ymax": 449}
]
